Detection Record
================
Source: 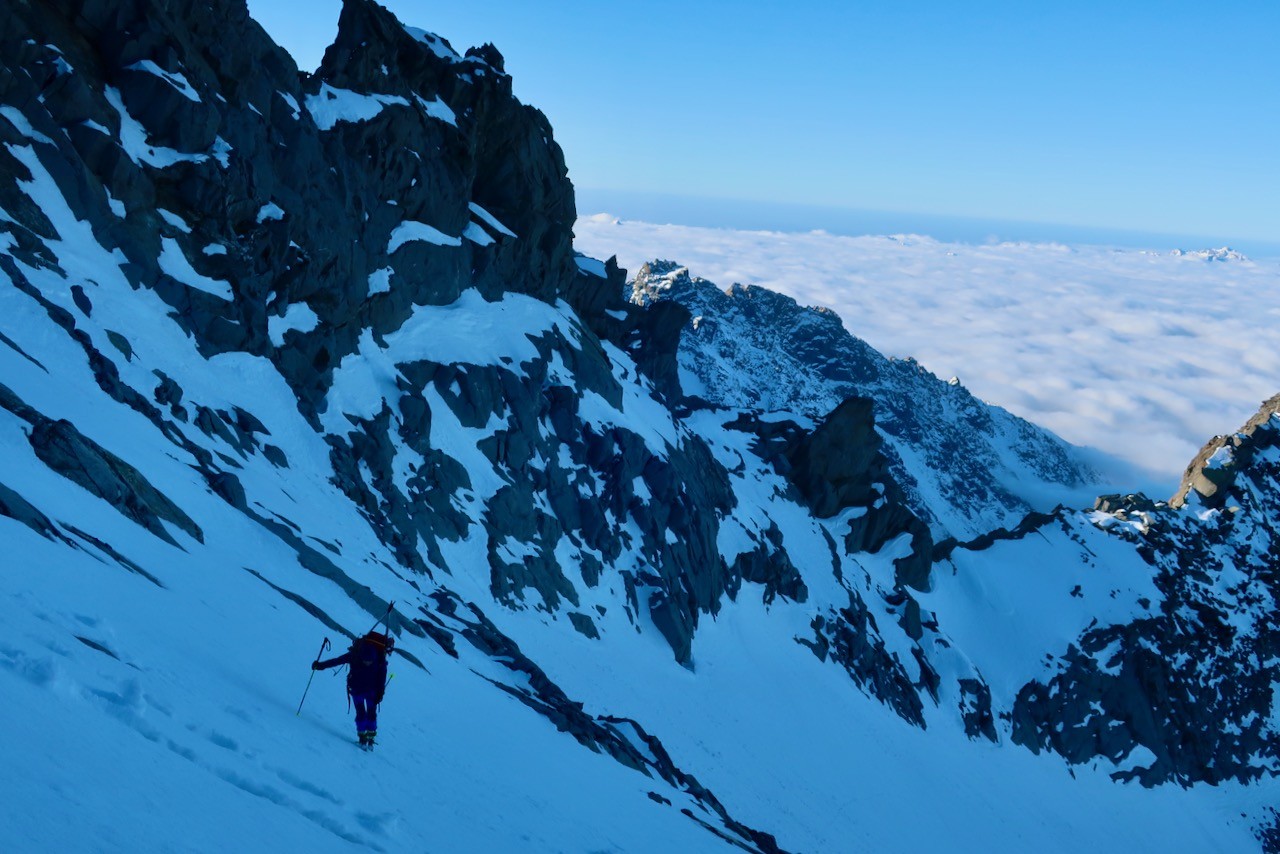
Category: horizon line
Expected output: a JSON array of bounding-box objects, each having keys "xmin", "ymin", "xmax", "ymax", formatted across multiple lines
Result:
[{"xmin": 575, "ymin": 187, "xmax": 1280, "ymax": 259}]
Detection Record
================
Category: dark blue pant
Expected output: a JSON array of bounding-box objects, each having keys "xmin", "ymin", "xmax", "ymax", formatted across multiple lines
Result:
[{"xmin": 352, "ymin": 693, "xmax": 378, "ymax": 733}]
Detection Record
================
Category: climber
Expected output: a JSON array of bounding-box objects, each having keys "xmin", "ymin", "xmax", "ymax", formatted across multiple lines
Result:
[{"xmin": 313, "ymin": 631, "xmax": 393, "ymax": 749}]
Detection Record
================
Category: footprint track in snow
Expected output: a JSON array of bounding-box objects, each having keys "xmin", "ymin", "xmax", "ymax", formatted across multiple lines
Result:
[
  {"xmin": 207, "ymin": 731, "xmax": 239, "ymax": 752},
  {"xmin": 214, "ymin": 769, "xmax": 380, "ymax": 850},
  {"xmin": 274, "ymin": 768, "xmax": 343, "ymax": 805}
]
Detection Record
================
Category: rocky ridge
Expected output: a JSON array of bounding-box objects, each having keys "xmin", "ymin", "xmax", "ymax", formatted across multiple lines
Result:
[
  {"xmin": 630, "ymin": 260, "xmax": 1099, "ymax": 543},
  {"xmin": 942, "ymin": 395, "xmax": 1280, "ymax": 789}
]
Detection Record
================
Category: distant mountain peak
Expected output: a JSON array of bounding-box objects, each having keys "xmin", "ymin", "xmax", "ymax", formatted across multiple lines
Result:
[{"xmin": 1171, "ymin": 246, "xmax": 1250, "ymax": 262}]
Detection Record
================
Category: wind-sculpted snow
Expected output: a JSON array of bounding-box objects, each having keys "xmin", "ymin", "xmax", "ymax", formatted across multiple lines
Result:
[{"xmin": 2, "ymin": 0, "xmax": 1280, "ymax": 851}]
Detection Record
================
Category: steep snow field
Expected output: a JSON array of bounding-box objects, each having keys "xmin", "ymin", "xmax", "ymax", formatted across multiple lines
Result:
[
  {"xmin": 574, "ymin": 215, "xmax": 1280, "ymax": 491},
  {"xmin": 2, "ymin": 510, "xmax": 1268, "ymax": 852},
  {"xmin": 2, "ymin": 537, "xmax": 722, "ymax": 853},
  {"xmin": 0, "ymin": 189, "xmax": 727, "ymax": 847}
]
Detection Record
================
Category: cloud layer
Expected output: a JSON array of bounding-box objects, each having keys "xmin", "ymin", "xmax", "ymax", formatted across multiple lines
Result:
[{"xmin": 575, "ymin": 215, "xmax": 1280, "ymax": 494}]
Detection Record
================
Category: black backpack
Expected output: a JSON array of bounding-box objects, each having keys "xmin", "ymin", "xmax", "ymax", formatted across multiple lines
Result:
[{"xmin": 356, "ymin": 631, "xmax": 393, "ymax": 661}]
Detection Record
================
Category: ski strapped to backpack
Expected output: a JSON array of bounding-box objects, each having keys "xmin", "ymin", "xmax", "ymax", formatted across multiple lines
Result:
[
  {"xmin": 361, "ymin": 600, "xmax": 396, "ymax": 660},
  {"xmin": 368, "ymin": 600, "xmax": 395, "ymax": 634}
]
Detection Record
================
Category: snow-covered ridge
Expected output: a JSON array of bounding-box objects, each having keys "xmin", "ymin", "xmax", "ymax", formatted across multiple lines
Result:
[{"xmin": 630, "ymin": 260, "xmax": 1099, "ymax": 541}]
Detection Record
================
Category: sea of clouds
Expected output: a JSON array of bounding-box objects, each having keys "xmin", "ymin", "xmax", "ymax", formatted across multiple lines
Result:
[{"xmin": 574, "ymin": 215, "xmax": 1280, "ymax": 495}]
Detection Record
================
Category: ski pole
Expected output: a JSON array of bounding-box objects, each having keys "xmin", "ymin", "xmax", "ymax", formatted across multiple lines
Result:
[
  {"xmin": 296, "ymin": 637, "xmax": 331, "ymax": 716},
  {"xmin": 366, "ymin": 601, "xmax": 396, "ymax": 635}
]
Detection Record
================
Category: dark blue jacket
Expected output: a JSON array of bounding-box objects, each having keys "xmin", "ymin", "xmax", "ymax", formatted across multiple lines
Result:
[{"xmin": 316, "ymin": 640, "xmax": 389, "ymax": 698}]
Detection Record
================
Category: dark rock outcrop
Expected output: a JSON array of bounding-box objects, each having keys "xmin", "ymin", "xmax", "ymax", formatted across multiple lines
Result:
[
  {"xmin": 783, "ymin": 397, "xmax": 932, "ymax": 590},
  {"xmin": 800, "ymin": 597, "xmax": 926, "ymax": 728},
  {"xmin": 1172, "ymin": 391, "xmax": 1280, "ymax": 510},
  {"xmin": 973, "ymin": 394, "xmax": 1280, "ymax": 786},
  {"xmin": 0, "ymin": 382, "xmax": 201, "ymax": 546}
]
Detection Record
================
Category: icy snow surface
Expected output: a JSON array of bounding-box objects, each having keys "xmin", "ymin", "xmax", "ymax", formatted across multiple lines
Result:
[
  {"xmin": 158, "ymin": 238, "xmax": 233, "ymax": 300},
  {"xmin": 256, "ymin": 202, "xmax": 285, "ymax": 223},
  {"xmin": 575, "ymin": 255, "xmax": 608, "ymax": 278},
  {"xmin": 157, "ymin": 209, "xmax": 192, "ymax": 233},
  {"xmin": 575, "ymin": 215, "xmax": 1280, "ymax": 490},
  {"xmin": 401, "ymin": 25, "xmax": 461, "ymax": 61},
  {"xmin": 0, "ymin": 105, "xmax": 54, "ymax": 144},
  {"xmin": 304, "ymin": 83, "xmax": 409, "ymax": 132},
  {"xmin": 414, "ymin": 94, "xmax": 457, "ymax": 126},
  {"xmin": 268, "ymin": 303, "xmax": 320, "ymax": 347},
  {"xmin": 387, "ymin": 220, "xmax": 462, "ymax": 252},
  {"xmin": 366, "ymin": 266, "xmax": 393, "ymax": 296},
  {"xmin": 462, "ymin": 222, "xmax": 494, "ymax": 246},
  {"xmin": 126, "ymin": 60, "xmax": 200, "ymax": 102},
  {"xmin": 103, "ymin": 87, "xmax": 210, "ymax": 168},
  {"xmin": 468, "ymin": 202, "xmax": 516, "ymax": 237},
  {"xmin": 276, "ymin": 90, "xmax": 301, "ymax": 120},
  {"xmin": 322, "ymin": 289, "xmax": 575, "ymax": 433}
]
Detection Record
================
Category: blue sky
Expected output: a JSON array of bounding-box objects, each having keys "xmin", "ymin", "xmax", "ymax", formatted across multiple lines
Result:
[{"xmin": 247, "ymin": 0, "xmax": 1278, "ymax": 247}]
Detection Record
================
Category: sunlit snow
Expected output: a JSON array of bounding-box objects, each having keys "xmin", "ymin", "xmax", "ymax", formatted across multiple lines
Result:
[{"xmin": 304, "ymin": 83, "xmax": 409, "ymax": 132}]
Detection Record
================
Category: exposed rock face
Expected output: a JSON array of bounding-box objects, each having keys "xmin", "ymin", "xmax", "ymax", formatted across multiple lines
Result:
[
  {"xmin": 785, "ymin": 397, "xmax": 884, "ymax": 517},
  {"xmin": 630, "ymin": 261, "xmax": 1099, "ymax": 542},
  {"xmin": 1, "ymin": 0, "xmax": 613, "ymax": 419},
  {"xmin": 945, "ymin": 396, "xmax": 1280, "ymax": 787},
  {"xmin": 0, "ymin": 382, "xmax": 201, "ymax": 546},
  {"xmin": 717, "ymin": 402, "xmax": 930, "ymax": 592},
  {"xmin": 1172, "ymin": 392, "xmax": 1280, "ymax": 510},
  {"xmin": 799, "ymin": 597, "xmax": 927, "ymax": 727}
]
